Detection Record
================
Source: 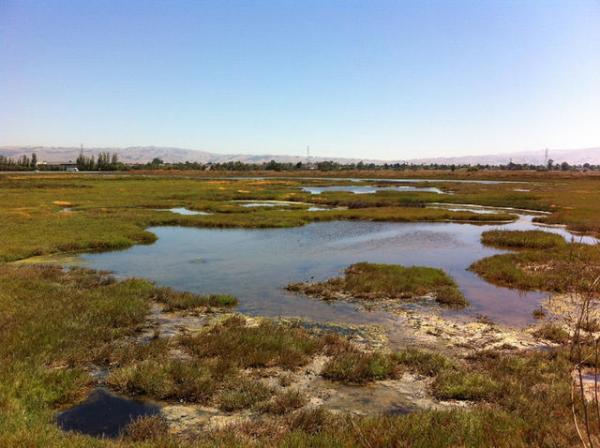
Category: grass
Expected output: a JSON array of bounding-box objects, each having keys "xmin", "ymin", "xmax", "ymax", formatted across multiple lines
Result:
[
  {"xmin": 532, "ymin": 323, "xmax": 570, "ymax": 344},
  {"xmin": 470, "ymin": 242, "xmax": 600, "ymax": 293},
  {"xmin": 180, "ymin": 317, "xmax": 327, "ymax": 370},
  {"xmin": 107, "ymin": 358, "xmax": 227, "ymax": 403},
  {"xmin": 120, "ymin": 415, "xmax": 169, "ymax": 442},
  {"xmin": 289, "ymin": 262, "xmax": 468, "ymax": 307},
  {"xmin": 394, "ymin": 348, "xmax": 456, "ymax": 376},
  {"xmin": 433, "ymin": 371, "xmax": 500, "ymax": 401},
  {"xmin": 0, "ymin": 265, "xmax": 156, "ymax": 446},
  {"xmin": 217, "ymin": 378, "xmax": 273, "ymax": 412},
  {"xmin": 260, "ymin": 389, "xmax": 306, "ymax": 415},
  {"xmin": 321, "ymin": 350, "xmax": 399, "ymax": 384},
  {"xmin": 154, "ymin": 286, "xmax": 238, "ymax": 311},
  {"xmin": 481, "ymin": 230, "xmax": 567, "ymax": 249}
]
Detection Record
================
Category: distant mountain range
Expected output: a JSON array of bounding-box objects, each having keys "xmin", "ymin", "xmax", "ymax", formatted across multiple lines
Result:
[{"xmin": 1, "ymin": 145, "xmax": 600, "ymax": 166}]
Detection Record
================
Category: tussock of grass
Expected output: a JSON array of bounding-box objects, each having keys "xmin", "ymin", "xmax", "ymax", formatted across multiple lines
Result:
[
  {"xmin": 289, "ymin": 262, "xmax": 467, "ymax": 307},
  {"xmin": 154, "ymin": 286, "xmax": 238, "ymax": 311},
  {"xmin": 108, "ymin": 358, "xmax": 227, "ymax": 403},
  {"xmin": 217, "ymin": 378, "xmax": 273, "ymax": 412},
  {"xmin": 322, "ymin": 349, "xmax": 398, "ymax": 384},
  {"xmin": 120, "ymin": 415, "xmax": 169, "ymax": 442},
  {"xmin": 260, "ymin": 389, "xmax": 306, "ymax": 415},
  {"xmin": 180, "ymin": 317, "xmax": 325, "ymax": 370},
  {"xmin": 394, "ymin": 348, "xmax": 456, "ymax": 376},
  {"xmin": 481, "ymin": 230, "xmax": 566, "ymax": 249},
  {"xmin": 532, "ymin": 323, "xmax": 570, "ymax": 344},
  {"xmin": 433, "ymin": 371, "xmax": 499, "ymax": 401}
]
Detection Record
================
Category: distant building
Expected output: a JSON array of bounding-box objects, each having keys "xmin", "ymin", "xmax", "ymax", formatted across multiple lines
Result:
[{"xmin": 37, "ymin": 161, "xmax": 79, "ymax": 172}]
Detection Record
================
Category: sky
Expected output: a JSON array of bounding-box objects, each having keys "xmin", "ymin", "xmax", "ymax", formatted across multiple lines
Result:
[{"xmin": 1, "ymin": 0, "xmax": 599, "ymax": 160}]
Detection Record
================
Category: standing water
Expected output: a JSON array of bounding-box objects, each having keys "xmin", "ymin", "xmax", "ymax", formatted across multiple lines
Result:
[{"xmin": 78, "ymin": 208, "xmax": 595, "ymax": 327}]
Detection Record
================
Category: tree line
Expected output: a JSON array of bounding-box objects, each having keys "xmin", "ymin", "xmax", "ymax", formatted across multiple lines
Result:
[
  {"xmin": 0, "ymin": 153, "xmax": 37, "ymax": 171},
  {"xmin": 129, "ymin": 158, "xmax": 600, "ymax": 172},
  {"xmin": 2, "ymin": 152, "xmax": 600, "ymax": 172},
  {"xmin": 0, "ymin": 152, "xmax": 127, "ymax": 171}
]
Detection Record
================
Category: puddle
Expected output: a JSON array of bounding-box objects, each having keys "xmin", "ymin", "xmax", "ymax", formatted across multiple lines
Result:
[
  {"xmin": 56, "ymin": 388, "xmax": 160, "ymax": 438},
  {"xmin": 302, "ymin": 185, "xmax": 444, "ymax": 195},
  {"xmin": 159, "ymin": 208, "xmax": 212, "ymax": 216}
]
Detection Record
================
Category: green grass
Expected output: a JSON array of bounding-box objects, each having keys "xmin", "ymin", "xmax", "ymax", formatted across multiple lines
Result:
[
  {"xmin": 481, "ymin": 230, "xmax": 566, "ymax": 249},
  {"xmin": 393, "ymin": 348, "xmax": 456, "ymax": 376},
  {"xmin": 433, "ymin": 371, "xmax": 500, "ymax": 401},
  {"xmin": 289, "ymin": 262, "xmax": 468, "ymax": 307},
  {"xmin": 154, "ymin": 286, "xmax": 238, "ymax": 311},
  {"xmin": 180, "ymin": 317, "xmax": 327, "ymax": 370},
  {"xmin": 217, "ymin": 378, "xmax": 273, "ymax": 412},
  {"xmin": 0, "ymin": 265, "xmax": 154, "ymax": 446},
  {"xmin": 321, "ymin": 349, "xmax": 399, "ymax": 384},
  {"xmin": 470, "ymin": 243, "xmax": 600, "ymax": 293}
]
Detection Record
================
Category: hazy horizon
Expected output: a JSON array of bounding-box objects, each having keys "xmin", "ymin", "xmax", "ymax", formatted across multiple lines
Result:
[{"xmin": 2, "ymin": 1, "xmax": 600, "ymax": 159}]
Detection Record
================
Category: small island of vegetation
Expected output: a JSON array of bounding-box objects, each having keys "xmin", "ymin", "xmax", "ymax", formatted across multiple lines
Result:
[{"xmin": 288, "ymin": 262, "xmax": 468, "ymax": 307}]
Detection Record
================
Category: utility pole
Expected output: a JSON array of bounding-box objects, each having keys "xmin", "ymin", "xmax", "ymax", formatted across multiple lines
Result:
[{"xmin": 544, "ymin": 148, "xmax": 549, "ymax": 166}]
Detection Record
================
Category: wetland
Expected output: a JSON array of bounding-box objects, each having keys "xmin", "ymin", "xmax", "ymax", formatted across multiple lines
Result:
[{"xmin": 2, "ymin": 171, "xmax": 600, "ymax": 447}]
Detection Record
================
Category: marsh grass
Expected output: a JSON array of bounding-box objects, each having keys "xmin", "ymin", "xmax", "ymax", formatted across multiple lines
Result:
[
  {"xmin": 0, "ymin": 174, "xmax": 518, "ymax": 263},
  {"xmin": 289, "ymin": 262, "xmax": 467, "ymax": 307},
  {"xmin": 217, "ymin": 378, "xmax": 273, "ymax": 412},
  {"xmin": 322, "ymin": 349, "xmax": 399, "ymax": 384},
  {"xmin": 532, "ymin": 323, "xmax": 570, "ymax": 344},
  {"xmin": 433, "ymin": 371, "xmax": 499, "ymax": 401},
  {"xmin": 393, "ymin": 348, "xmax": 456, "ymax": 376},
  {"xmin": 154, "ymin": 287, "xmax": 238, "ymax": 311},
  {"xmin": 180, "ymin": 317, "xmax": 326, "ymax": 370},
  {"xmin": 470, "ymin": 243, "xmax": 600, "ymax": 292},
  {"xmin": 481, "ymin": 230, "xmax": 566, "ymax": 249},
  {"xmin": 260, "ymin": 389, "xmax": 306, "ymax": 415},
  {"xmin": 120, "ymin": 415, "xmax": 170, "ymax": 442}
]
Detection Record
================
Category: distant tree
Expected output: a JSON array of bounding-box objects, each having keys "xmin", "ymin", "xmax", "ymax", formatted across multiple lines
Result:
[
  {"xmin": 31, "ymin": 153, "xmax": 37, "ymax": 168},
  {"xmin": 547, "ymin": 159, "xmax": 554, "ymax": 170},
  {"xmin": 151, "ymin": 158, "xmax": 164, "ymax": 166}
]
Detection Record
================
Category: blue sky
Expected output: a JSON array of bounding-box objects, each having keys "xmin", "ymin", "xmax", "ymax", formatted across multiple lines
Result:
[{"xmin": 1, "ymin": 0, "xmax": 599, "ymax": 160}]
